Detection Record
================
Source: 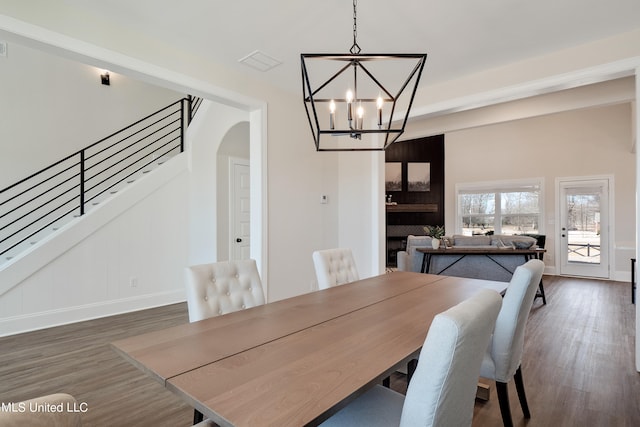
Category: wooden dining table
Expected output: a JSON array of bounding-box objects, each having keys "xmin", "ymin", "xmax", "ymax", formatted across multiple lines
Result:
[{"xmin": 111, "ymin": 271, "xmax": 508, "ymax": 427}]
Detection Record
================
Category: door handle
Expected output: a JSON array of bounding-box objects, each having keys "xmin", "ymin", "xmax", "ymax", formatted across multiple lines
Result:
[{"xmin": 236, "ymin": 238, "xmax": 242, "ymax": 243}]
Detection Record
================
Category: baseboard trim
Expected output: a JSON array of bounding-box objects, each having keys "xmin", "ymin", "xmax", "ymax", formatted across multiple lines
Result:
[{"xmin": 0, "ymin": 289, "xmax": 185, "ymax": 337}]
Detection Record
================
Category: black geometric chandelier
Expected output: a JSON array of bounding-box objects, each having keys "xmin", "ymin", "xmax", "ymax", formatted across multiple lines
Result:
[{"xmin": 301, "ymin": 0, "xmax": 427, "ymax": 151}]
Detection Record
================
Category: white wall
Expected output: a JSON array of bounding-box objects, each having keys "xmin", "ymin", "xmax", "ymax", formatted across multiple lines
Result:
[
  {"xmin": 0, "ymin": 39, "xmax": 183, "ymax": 187},
  {"xmin": 337, "ymin": 152, "xmax": 384, "ymax": 277},
  {"xmin": 266, "ymin": 103, "xmax": 338, "ymax": 300}
]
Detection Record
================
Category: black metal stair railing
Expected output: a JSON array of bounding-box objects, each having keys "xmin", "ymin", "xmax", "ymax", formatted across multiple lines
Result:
[{"xmin": 0, "ymin": 96, "xmax": 202, "ymax": 260}]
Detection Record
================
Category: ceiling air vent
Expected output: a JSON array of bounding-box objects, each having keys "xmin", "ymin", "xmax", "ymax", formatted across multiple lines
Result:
[{"xmin": 238, "ymin": 50, "xmax": 281, "ymax": 72}]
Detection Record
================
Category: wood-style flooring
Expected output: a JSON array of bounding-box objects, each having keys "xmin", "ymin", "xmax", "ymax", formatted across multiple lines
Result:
[{"xmin": 0, "ymin": 275, "xmax": 638, "ymax": 426}]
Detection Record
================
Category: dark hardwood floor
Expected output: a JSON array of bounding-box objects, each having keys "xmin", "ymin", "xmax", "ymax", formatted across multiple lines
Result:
[
  {"xmin": 1, "ymin": 275, "xmax": 638, "ymax": 426},
  {"xmin": 472, "ymin": 275, "xmax": 640, "ymax": 427},
  {"xmin": 0, "ymin": 303, "xmax": 193, "ymax": 426}
]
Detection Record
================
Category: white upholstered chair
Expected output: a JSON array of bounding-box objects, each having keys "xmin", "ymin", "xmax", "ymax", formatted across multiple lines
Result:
[
  {"xmin": 184, "ymin": 259, "xmax": 265, "ymax": 323},
  {"xmin": 0, "ymin": 393, "xmax": 82, "ymax": 427},
  {"xmin": 184, "ymin": 258, "xmax": 265, "ymax": 423},
  {"xmin": 479, "ymin": 259, "xmax": 545, "ymax": 427},
  {"xmin": 312, "ymin": 248, "xmax": 359, "ymax": 290},
  {"xmin": 319, "ymin": 288, "xmax": 503, "ymax": 427}
]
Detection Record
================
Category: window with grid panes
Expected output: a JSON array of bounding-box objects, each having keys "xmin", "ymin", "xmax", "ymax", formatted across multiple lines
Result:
[{"xmin": 457, "ymin": 180, "xmax": 542, "ymax": 236}]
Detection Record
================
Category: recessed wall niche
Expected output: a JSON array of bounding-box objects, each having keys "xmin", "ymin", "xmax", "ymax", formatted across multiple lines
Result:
[{"xmin": 385, "ymin": 135, "xmax": 444, "ymax": 266}]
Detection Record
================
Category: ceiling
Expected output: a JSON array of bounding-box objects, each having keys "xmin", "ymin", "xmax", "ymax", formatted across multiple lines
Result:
[{"xmin": 56, "ymin": 0, "xmax": 640, "ymax": 96}]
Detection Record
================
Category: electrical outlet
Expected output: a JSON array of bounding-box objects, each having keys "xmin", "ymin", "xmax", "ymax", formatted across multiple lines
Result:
[
  {"xmin": 320, "ymin": 195, "xmax": 328, "ymax": 204},
  {"xmin": 130, "ymin": 276, "xmax": 138, "ymax": 288}
]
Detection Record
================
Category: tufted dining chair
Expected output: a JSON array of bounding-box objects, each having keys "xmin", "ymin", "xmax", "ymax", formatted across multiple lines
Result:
[
  {"xmin": 319, "ymin": 288, "xmax": 502, "ymax": 427},
  {"xmin": 0, "ymin": 393, "xmax": 83, "ymax": 427},
  {"xmin": 184, "ymin": 259, "xmax": 265, "ymax": 424},
  {"xmin": 184, "ymin": 259, "xmax": 265, "ymax": 323},
  {"xmin": 479, "ymin": 259, "xmax": 544, "ymax": 427},
  {"xmin": 312, "ymin": 248, "xmax": 359, "ymax": 290}
]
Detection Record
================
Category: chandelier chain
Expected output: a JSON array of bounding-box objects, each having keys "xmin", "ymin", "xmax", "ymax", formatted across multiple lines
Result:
[{"xmin": 350, "ymin": 0, "xmax": 361, "ymax": 54}]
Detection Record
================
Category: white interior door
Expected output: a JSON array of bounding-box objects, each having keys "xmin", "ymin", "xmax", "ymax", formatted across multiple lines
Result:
[
  {"xmin": 558, "ymin": 178, "xmax": 610, "ymax": 278},
  {"xmin": 230, "ymin": 158, "xmax": 250, "ymax": 260}
]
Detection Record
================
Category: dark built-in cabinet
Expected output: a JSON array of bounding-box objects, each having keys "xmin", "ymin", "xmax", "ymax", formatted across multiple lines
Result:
[{"xmin": 385, "ymin": 135, "xmax": 444, "ymax": 267}]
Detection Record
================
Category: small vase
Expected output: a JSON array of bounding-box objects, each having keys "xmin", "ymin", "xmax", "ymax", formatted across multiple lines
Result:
[{"xmin": 431, "ymin": 238, "xmax": 441, "ymax": 249}]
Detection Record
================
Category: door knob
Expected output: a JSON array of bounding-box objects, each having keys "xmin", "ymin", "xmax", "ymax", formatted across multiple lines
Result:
[{"xmin": 236, "ymin": 238, "xmax": 242, "ymax": 243}]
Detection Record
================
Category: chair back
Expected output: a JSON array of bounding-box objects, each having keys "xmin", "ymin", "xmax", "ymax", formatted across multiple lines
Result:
[
  {"xmin": 486, "ymin": 259, "xmax": 544, "ymax": 382},
  {"xmin": 400, "ymin": 289, "xmax": 502, "ymax": 427},
  {"xmin": 0, "ymin": 393, "xmax": 82, "ymax": 427},
  {"xmin": 401, "ymin": 235, "xmax": 433, "ymax": 272},
  {"xmin": 312, "ymin": 248, "xmax": 359, "ymax": 290},
  {"xmin": 184, "ymin": 259, "xmax": 265, "ymax": 322}
]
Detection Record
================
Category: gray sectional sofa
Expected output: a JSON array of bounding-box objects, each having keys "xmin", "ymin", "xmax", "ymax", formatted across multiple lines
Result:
[{"xmin": 396, "ymin": 234, "xmax": 539, "ymax": 282}]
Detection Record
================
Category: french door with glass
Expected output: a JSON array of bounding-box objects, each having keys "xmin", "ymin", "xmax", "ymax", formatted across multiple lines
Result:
[{"xmin": 558, "ymin": 178, "xmax": 610, "ymax": 278}]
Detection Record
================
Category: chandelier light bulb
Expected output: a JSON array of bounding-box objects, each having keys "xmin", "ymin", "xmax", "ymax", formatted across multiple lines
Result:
[
  {"xmin": 346, "ymin": 90, "xmax": 354, "ymax": 122},
  {"xmin": 329, "ymin": 99, "xmax": 336, "ymax": 129},
  {"xmin": 346, "ymin": 90, "xmax": 354, "ymax": 103}
]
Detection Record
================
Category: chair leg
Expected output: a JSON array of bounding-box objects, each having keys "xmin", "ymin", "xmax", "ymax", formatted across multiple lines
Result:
[
  {"xmin": 194, "ymin": 409, "xmax": 204, "ymax": 424},
  {"xmin": 407, "ymin": 359, "xmax": 418, "ymax": 384},
  {"xmin": 496, "ymin": 381, "xmax": 514, "ymax": 427},
  {"xmin": 538, "ymin": 280, "xmax": 547, "ymax": 305},
  {"xmin": 514, "ymin": 366, "xmax": 531, "ymax": 418}
]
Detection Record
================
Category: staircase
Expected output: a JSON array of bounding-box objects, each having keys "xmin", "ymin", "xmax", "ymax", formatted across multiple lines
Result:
[{"xmin": 0, "ymin": 96, "xmax": 202, "ymax": 268}]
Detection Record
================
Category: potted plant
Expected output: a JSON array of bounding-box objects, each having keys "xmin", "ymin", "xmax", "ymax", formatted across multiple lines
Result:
[{"xmin": 424, "ymin": 225, "xmax": 445, "ymax": 249}]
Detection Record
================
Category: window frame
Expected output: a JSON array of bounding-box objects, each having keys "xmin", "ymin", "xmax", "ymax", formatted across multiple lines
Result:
[{"xmin": 455, "ymin": 178, "xmax": 545, "ymax": 236}]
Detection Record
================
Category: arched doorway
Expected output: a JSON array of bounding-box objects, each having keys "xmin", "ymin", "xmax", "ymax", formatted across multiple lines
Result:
[{"xmin": 216, "ymin": 122, "xmax": 250, "ymax": 261}]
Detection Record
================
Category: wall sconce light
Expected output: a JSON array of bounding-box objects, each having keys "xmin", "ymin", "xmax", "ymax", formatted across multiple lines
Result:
[{"xmin": 101, "ymin": 70, "xmax": 110, "ymax": 86}]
